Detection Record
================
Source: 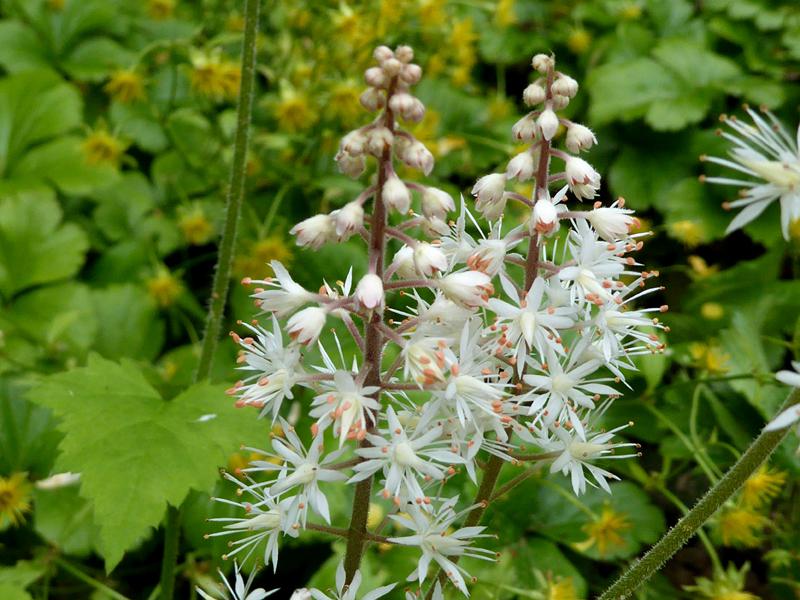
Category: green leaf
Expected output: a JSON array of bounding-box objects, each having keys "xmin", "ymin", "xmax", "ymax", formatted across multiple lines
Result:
[
  {"xmin": 90, "ymin": 285, "xmax": 165, "ymax": 361},
  {"xmin": 0, "ymin": 190, "xmax": 89, "ymax": 299},
  {"xmin": 0, "ymin": 71, "xmax": 82, "ymax": 177},
  {"xmin": 91, "ymin": 173, "xmax": 156, "ymax": 242},
  {"xmin": 28, "ymin": 354, "xmax": 265, "ymax": 571},
  {"xmin": 0, "ymin": 560, "xmax": 45, "ymax": 588},
  {"xmin": 62, "ymin": 37, "xmax": 136, "ymax": 81},
  {"xmin": 0, "ymin": 584, "xmax": 33, "ymax": 600},
  {"xmin": 110, "ymin": 101, "xmax": 168, "ymax": 153},
  {"xmin": 0, "ymin": 21, "xmax": 49, "ymax": 72},
  {"xmin": 34, "ymin": 484, "xmax": 100, "ymax": 557},
  {"xmin": 0, "ymin": 380, "xmax": 61, "ymax": 475}
]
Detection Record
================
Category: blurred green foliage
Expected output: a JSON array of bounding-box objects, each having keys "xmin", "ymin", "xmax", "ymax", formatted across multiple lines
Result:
[{"xmin": 0, "ymin": 0, "xmax": 799, "ymax": 598}]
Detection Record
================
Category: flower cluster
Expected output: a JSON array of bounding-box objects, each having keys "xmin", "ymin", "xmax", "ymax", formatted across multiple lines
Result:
[{"xmin": 214, "ymin": 48, "xmax": 663, "ymax": 598}]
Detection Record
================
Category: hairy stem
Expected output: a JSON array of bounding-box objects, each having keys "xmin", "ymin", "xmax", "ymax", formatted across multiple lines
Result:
[
  {"xmin": 598, "ymin": 388, "xmax": 800, "ymax": 600},
  {"xmin": 343, "ymin": 76, "xmax": 397, "ymax": 584},
  {"xmin": 158, "ymin": 1, "xmax": 260, "ymax": 598}
]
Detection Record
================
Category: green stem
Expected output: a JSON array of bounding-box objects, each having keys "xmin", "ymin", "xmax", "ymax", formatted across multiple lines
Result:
[
  {"xmin": 158, "ymin": 1, "xmax": 261, "ymax": 599},
  {"xmin": 597, "ymin": 388, "xmax": 800, "ymax": 600},
  {"xmin": 53, "ymin": 557, "xmax": 132, "ymax": 600}
]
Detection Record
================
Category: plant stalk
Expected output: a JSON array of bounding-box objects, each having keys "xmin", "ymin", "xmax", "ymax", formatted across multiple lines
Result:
[
  {"xmin": 158, "ymin": 1, "xmax": 260, "ymax": 598},
  {"xmin": 597, "ymin": 388, "xmax": 800, "ymax": 600}
]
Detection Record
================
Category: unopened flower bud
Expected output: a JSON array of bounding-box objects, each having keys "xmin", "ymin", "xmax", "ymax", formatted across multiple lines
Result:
[
  {"xmin": 551, "ymin": 94, "xmax": 570, "ymax": 110},
  {"xmin": 395, "ymin": 45, "xmax": 414, "ymax": 63},
  {"xmin": 360, "ymin": 87, "xmax": 385, "ymax": 111},
  {"xmin": 532, "ymin": 53, "xmax": 554, "ymax": 73},
  {"xmin": 565, "ymin": 156, "xmax": 601, "ymax": 200},
  {"xmin": 422, "ymin": 187, "xmax": 455, "ymax": 220},
  {"xmin": 421, "ymin": 215, "xmax": 450, "ymax": 237},
  {"xmin": 364, "ymin": 67, "xmax": 386, "ymax": 88},
  {"xmin": 355, "ymin": 273, "xmax": 384, "ymax": 311},
  {"xmin": 506, "ymin": 151, "xmax": 535, "ymax": 181},
  {"xmin": 439, "ymin": 271, "xmax": 494, "ymax": 308},
  {"xmin": 373, "ymin": 45, "xmax": 394, "ymax": 62},
  {"xmin": 399, "ymin": 139, "xmax": 434, "ymax": 175},
  {"xmin": 340, "ymin": 130, "xmax": 366, "ymax": 155},
  {"xmin": 290, "ymin": 214, "xmax": 336, "ymax": 249},
  {"xmin": 389, "ymin": 93, "xmax": 425, "ymax": 122},
  {"xmin": 365, "ymin": 127, "xmax": 393, "ymax": 156},
  {"xmin": 537, "ymin": 108, "xmax": 559, "ymax": 141},
  {"xmin": 413, "ymin": 242, "xmax": 448, "ymax": 277},
  {"xmin": 565, "ymin": 123, "xmax": 596, "ymax": 153},
  {"xmin": 335, "ymin": 151, "xmax": 365, "ymax": 179},
  {"xmin": 381, "ymin": 57, "xmax": 402, "ymax": 76},
  {"xmin": 523, "ymin": 83, "xmax": 546, "ymax": 106},
  {"xmin": 400, "ymin": 63, "xmax": 422, "ymax": 85},
  {"xmin": 512, "ymin": 114, "xmax": 538, "ymax": 141},
  {"xmin": 552, "ymin": 75, "xmax": 578, "ymax": 98},
  {"xmin": 391, "ymin": 245, "xmax": 416, "ymax": 279},
  {"xmin": 382, "ymin": 175, "xmax": 411, "ymax": 214},
  {"xmin": 286, "ymin": 306, "xmax": 327, "ymax": 346},
  {"xmin": 587, "ymin": 204, "xmax": 636, "ymax": 241},
  {"xmin": 333, "ymin": 201, "xmax": 364, "ymax": 238},
  {"xmin": 472, "ymin": 173, "xmax": 507, "ymax": 220},
  {"xmin": 532, "ymin": 198, "xmax": 558, "ymax": 234}
]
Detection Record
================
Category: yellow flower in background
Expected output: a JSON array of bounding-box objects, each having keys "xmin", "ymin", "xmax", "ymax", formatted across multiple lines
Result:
[
  {"xmin": 367, "ymin": 503, "xmax": 384, "ymax": 529},
  {"xmin": 688, "ymin": 255, "xmax": 719, "ymax": 279},
  {"xmin": 487, "ymin": 96, "xmax": 514, "ymax": 120},
  {"xmin": 328, "ymin": 82, "xmax": 363, "ymax": 126},
  {"xmin": 82, "ymin": 128, "xmax": 126, "ymax": 166},
  {"xmin": 146, "ymin": 268, "xmax": 182, "ymax": 308},
  {"xmin": 449, "ymin": 19, "xmax": 478, "ymax": 86},
  {"xmin": 567, "ymin": 28, "xmax": 592, "ymax": 54},
  {"xmin": 178, "ymin": 207, "xmax": 215, "ymax": 246},
  {"xmin": 0, "ymin": 473, "xmax": 32, "ymax": 528},
  {"xmin": 670, "ymin": 219, "xmax": 705, "ymax": 247},
  {"xmin": 147, "ymin": 0, "xmax": 175, "ymax": 20},
  {"xmin": 717, "ymin": 507, "xmax": 767, "ymax": 547},
  {"xmin": 689, "ymin": 342, "xmax": 730, "ymax": 374},
  {"xmin": 190, "ymin": 50, "xmax": 241, "ymax": 101},
  {"xmin": 789, "ymin": 218, "xmax": 800, "ymax": 242},
  {"xmin": 47, "ymin": 0, "xmax": 65, "ymax": 11},
  {"xmin": 741, "ymin": 466, "xmax": 786, "ymax": 509},
  {"xmin": 274, "ymin": 88, "xmax": 318, "ymax": 133},
  {"xmin": 620, "ymin": 2, "xmax": 643, "ymax": 19},
  {"xmin": 418, "ymin": 0, "xmax": 447, "ymax": 28},
  {"xmin": 234, "ymin": 236, "xmax": 293, "ymax": 279},
  {"xmin": 700, "ymin": 302, "xmax": 724, "ymax": 321},
  {"xmin": 495, "ymin": 0, "xmax": 517, "ymax": 26},
  {"xmin": 575, "ymin": 506, "xmax": 631, "ymax": 557},
  {"xmin": 684, "ymin": 562, "xmax": 759, "ymax": 600},
  {"xmin": 105, "ymin": 69, "xmax": 146, "ymax": 103}
]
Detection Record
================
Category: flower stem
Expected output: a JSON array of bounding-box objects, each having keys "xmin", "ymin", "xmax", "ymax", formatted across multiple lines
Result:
[
  {"xmin": 342, "ymin": 75, "xmax": 398, "ymax": 585},
  {"xmin": 597, "ymin": 387, "xmax": 800, "ymax": 600},
  {"xmin": 158, "ymin": 1, "xmax": 260, "ymax": 598},
  {"xmin": 54, "ymin": 557, "xmax": 132, "ymax": 600}
]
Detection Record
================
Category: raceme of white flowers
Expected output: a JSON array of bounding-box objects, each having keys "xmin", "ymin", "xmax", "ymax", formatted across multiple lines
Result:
[
  {"xmin": 211, "ymin": 47, "xmax": 666, "ymax": 598},
  {"xmin": 701, "ymin": 106, "xmax": 800, "ymax": 239}
]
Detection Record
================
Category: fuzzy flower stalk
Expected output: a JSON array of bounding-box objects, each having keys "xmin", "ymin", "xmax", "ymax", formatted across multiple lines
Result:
[{"xmin": 213, "ymin": 49, "xmax": 663, "ymax": 599}]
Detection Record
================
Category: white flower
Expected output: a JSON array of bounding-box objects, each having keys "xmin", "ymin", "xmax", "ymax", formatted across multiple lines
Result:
[
  {"xmin": 523, "ymin": 343, "xmax": 618, "ymax": 440},
  {"xmin": 403, "ymin": 336, "xmax": 449, "ymax": 386},
  {"xmin": 249, "ymin": 261, "xmax": 316, "ymax": 317},
  {"xmin": 488, "ymin": 277, "xmax": 575, "ymax": 371},
  {"xmin": 586, "ymin": 200, "xmax": 636, "ymax": 242},
  {"xmin": 414, "ymin": 242, "xmax": 449, "ymax": 277},
  {"xmin": 309, "ymin": 561, "xmax": 395, "ymax": 600},
  {"xmin": 702, "ymin": 108, "xmax": 800, "ymax": 239},
  {"xmin": 399, "ymin": 138, "xmax": 435, "ymax": 175},
  {"xmin": 390, "ymin": 245, "xmax": 417, "ymax": 279},
  {"xmin": 355, "ymin": 273, "xmax": 384, "ymax": 311},
  {"xmin": 311, "ymin": 370, "xmax": 381, "ymax": 447},
  {"xmin": 512, "ymin": 114, "xmax": 537, "ymax": 141},
  {"xmin": 35, "ymin": 472, "xmax": 81, "ymax": 490},
  {"xmin": 231, "ymin": 317, "xmax": 305, "ymax": 419},
  {"xmin": 340, "ymin": 130, "xmax": 367, "ymax": 155},
  {"xmin": 196, "ymin": 562, "xmax": 277, "ymax": 600},
  {"xmin": 383, "ymin": 174, "xmax": 411, "ymax": 214},
  {"xmin": 522, "ymin": 83, "xmax": 546, "ymax": 106},
  {"xmin": 287, "ymin": 306, "xmax": 327, "ymax": 346},
  {"xmin": 506, "ymin": 151, "xmax": 535, "ymax": 181},
  {"xmin": 422, "ymin": 187, "xmax": 455, "ymax": 220},
  {"xmin": 208, "ymin": 475, "xmax": 298, "ymax": 569},
  {"xmin": 243, "ymin": 420, "xmax": 346, "ymax": 526},
  {"xmin": 439, "ymin": 271, "xmax": 494, "ymax": 308},
  {"xmin": 537, "ymin": 108, "xmax": 559, "ymax": 141},
  {"xmin": 333, "ymin": 201, "xmax": 364, "ymax": 239},
  {"xmin": 335, "ymin": 151, "xmax": 365, "ymax": 179},
  {"xmin": 565, "ymin": 123, "xmax": 596, "ymax": 153},
  {"xmin": 365, "ymin": 127, "xmax": 393, "ymax": 156},
  {"xmin": 290, "ymin": 214, "xmax": 336, "ymax": 249},
  {"xmin": 564, "ymin": 156, "xmax": 601, "ymax": 200},
  {"xmin": 389, "ymin": 92, "xmax": 425, "ymax": 122},
  {"xmin": 765, "ymin": 362, "xmax": 800, "ymax": 432},
  {"xmin": 471, "ymin": 174, "xmax": 507, "ymax": 220},
  {"xmin": 535, "ymin": 421, "xmax": 638, "ymax": 495},
  {"xmin": 466, "ymin": 239, "xmax": 506, "ymax": 276},
  {"xmin": 359, "ymin": 87, "xmax": 385, "ymax": 112},
  {"xmin": 350, "ymin": 406, "xmax": 462, "ymax": 503},
  {"xmin": 532, "ymin": 53, "xmax": 554, "ymax": 73},
  {"xmin": 388, "ymin": 498, "xmax": 495, "ymax": 596}
]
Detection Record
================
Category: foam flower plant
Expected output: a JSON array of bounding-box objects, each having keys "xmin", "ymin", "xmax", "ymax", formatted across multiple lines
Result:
[{"xmin": 213, "ymin": 47, "xmax": 663, "ymax": 598}]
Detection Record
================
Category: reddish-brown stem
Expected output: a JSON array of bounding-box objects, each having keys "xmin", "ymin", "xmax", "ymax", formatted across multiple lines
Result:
[{"xmin": 343, "ymin": 75, "xmax": 398, "ymax": 584}]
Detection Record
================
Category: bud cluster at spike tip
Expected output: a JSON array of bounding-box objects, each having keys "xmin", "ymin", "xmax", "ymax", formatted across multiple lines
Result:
[{"xmin": 210, "ymin": 48, "xmax": 665, "ymax": 599}]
